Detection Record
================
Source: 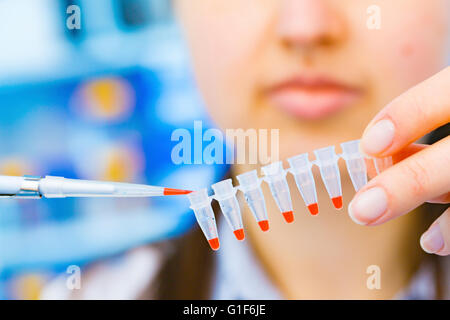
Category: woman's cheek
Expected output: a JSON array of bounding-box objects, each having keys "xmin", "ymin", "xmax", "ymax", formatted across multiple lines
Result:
[
  {"xmin": 364, "ymin": 4, "xmax": 448, "ymax": 96},
  {"xmin": 180, "ymin": 10, "xmax": 274, "ymax": 129},
  {"xmin": 386, "ymin": 26, "xmax": 447, "ymax": 91}
]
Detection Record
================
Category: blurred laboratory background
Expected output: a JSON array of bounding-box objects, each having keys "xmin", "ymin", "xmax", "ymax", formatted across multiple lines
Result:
[{"xmin": 0, "ymin": 0, "xmax": 228, "ymax": 299}]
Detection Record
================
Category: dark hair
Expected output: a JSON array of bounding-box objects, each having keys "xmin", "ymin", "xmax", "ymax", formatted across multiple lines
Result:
[{"xmin": 146, "ymin": 124, "xmax": 449, "ymax": 300}]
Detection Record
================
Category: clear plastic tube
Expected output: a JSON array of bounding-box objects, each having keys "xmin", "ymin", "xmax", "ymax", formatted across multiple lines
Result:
[
  {"xmin": 211, "ymin": 179, "xmax": 245, "ymax": 241},
  {"xmin": 341, "ymin": 140, "xmax": 367, "ymax": 192},
  {"xmin": 236, "ymin": 170, "xmax": 269, "ymax": 231},
  {"xmin": 261, "ymin": 161, "xmax": 294, "ymax": 223},
  {"xmin": 185, "ymin": 140, "xmax": 392, "ymax": 248},
  {"xmin": 314, "ymin": 146, "xmax": 343, "ymax": 209},
  {"xmin": 373, "ymin": 156, "xmax": 393, "ymax": 175},
  {"xmin": 187, "ymin": 189, "xmax": 220, "ymax": 250},
  {"xmin": 287, "ymin": 153, "xmax": 319, "ymax": 215}
]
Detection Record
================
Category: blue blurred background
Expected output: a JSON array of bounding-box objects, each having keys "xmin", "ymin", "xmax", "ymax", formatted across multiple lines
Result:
[{"xmin": 0, "ymin": 0, "xmax": 229, "ymax": 299}]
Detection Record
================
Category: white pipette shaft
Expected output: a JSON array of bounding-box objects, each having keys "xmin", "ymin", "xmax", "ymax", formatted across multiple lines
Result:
[{"xmin": 0, "ymin": 175, "xmax": 192, "ymax": 199}]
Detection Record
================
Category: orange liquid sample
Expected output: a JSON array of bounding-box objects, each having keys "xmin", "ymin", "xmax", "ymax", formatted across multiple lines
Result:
[
  {"xmin": 282, "ymin": 211, "xmax": 294, "ymax": 223},
  {"xmin": 208, "ymin": 237, "xmax": 220, "ymax": 251},
  {"xmin": 331, "ymin": 196, "xmax": 343, "ymax": 209},
  {"xmin": 258, "ymin": 220, "xmax": 270, "ymax": 232},
  {"xmin": 233, "ymin": 228, "xmax": 245, "ymax": 241},
  {"xmin": 307, "ymin": 203, "xmax": 319, "ymax": 215}
]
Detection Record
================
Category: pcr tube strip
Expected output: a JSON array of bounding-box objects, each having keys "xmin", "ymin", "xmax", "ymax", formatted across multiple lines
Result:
[{"xmin": 188, "ymin": 140, "xmax": 392, "ymax": 250}]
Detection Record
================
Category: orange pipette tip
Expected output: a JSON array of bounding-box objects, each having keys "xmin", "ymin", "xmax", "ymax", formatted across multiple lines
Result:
[
  {"xmin": 208, "ymin": 237, "xmax": 220, "ymax": 251},
  {"xmin": 331, "ymin": 196, "xmax": 343, "ymax": 209},
  {"xmin": 258, "ymin": 220, "xmax": 270, "ymax": 232},
  {"xmin": 307, "ymin": 203, "xmax": 319, "ymax": 215},
  {"xmin": 233, "ymin": 228, "xmax": 245, "ymax": 241},
  {"xmin": 282, "ymin": 211, "xmax": 294, "ymax": 223},
  {"xmin": 163, "ymin": 188, "xmax": 193, "ymax": 196}
]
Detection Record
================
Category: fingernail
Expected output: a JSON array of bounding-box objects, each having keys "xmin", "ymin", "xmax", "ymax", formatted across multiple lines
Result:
[
  {"xmin": 348, "ymin": 187, "xmax": 388, "ymax": 225},
  {"xmin": 420, "ymin": 224, "xmax": 444, "ymax": 254},
  {"xmin": 361, "ymin": 119, "xmax": 395, "ymax": 154}
]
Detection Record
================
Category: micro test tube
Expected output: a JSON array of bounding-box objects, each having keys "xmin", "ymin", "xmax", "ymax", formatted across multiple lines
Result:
[
  {"xmin": 261, "ymin": 161, "xmax": 294, "ymax": 223},
  {"xmin": 211, "ymin": 179, "xmax": 245, "ymax": 241},
  {"xmin": 341, "ymin": 140, "xmax": 368, "ymax": 192},
  {"xmin": 287, "ymin": 153, "xmax": 319, "ymax": 215},
  {"xmin": 314, "ymin": 146, "xmax": 343, "ymax": 210},
  {"xmin": 373, "ymin": 156, "xmax": 393, "ymax": 175},
  {"xmin": 236, "ymin": 170, "xmax": 270, "ymax": 232},
  {"xmin": 187, "ymin": 189, "xmax": 220, "ymax": 250}
]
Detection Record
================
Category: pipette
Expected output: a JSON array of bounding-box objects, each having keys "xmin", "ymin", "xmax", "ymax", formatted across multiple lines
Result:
[{"xmin": 0, "ymin": 175, "xmax": 192, "ymax": 199}]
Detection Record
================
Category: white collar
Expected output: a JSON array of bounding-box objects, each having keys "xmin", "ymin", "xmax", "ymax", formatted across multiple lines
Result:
[
  {"xmin": 211, "ymin": 220, "xmax": 439, "ymax": 300},
  {"xmin": 211, "ymin": 221, "xmax": 282, "ymax": 300}
]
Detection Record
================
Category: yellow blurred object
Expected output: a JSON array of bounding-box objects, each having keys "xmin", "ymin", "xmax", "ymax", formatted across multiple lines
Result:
[
  {"xmin": 103, "ymin": 148, "xmax": 132, "ymax": 182},
  {"xmin": 13, "ymin": 274, "xmax": 47, "ymax": 300},
  {"xmin": 0, "ymin": 158, "xmax": 31, "ymax": 176},
  {"xmin": 77, "ymin": 78, "xmax": 135, "ymax": 122},
  {"xmin": 100, "ymin": 145, "xmax": 144, "ymax": 182}
]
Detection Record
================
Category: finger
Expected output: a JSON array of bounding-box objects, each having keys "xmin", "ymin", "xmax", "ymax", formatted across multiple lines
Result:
[
  {"xmin": 427, "ymin": 192, "xmax": 450, "ymax": 204},
  {"xmin": 420, "ymin": 207, "xmax": 450, "ymax": 256},
  {"xmin": 392, "ymin": 144, "xmax": 449, "ymax": 204},
  {"xmin": 360, "ymin": 67, "xmax": 450, "ymax": 157},
  {"xmin": 391, "ymin": 143, "xmax": 429, "ymax": 163},
  {"xmin": 348, "ymin": 136, "xmax": 450, "ymax": 226},
  {"xmin": 366, "ymin": 143, "xmax": 428, "ymax": 179}
]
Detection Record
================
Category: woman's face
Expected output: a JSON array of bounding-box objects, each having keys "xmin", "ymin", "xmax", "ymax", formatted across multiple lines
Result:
[{"xmin": 175, "ymin": 0, "xmax": 449, "ymax": 159}]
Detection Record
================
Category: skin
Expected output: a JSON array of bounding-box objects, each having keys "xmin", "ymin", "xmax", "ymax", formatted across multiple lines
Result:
[
  {"xmin": 174, "ymin": 0, "xmax": 449, "ymax": 298},
  {"xmin": 354, "ymin": 69, "xmax": 450, "ymax": 254}
]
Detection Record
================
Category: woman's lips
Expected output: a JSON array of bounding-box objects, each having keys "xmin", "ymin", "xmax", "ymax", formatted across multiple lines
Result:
[{"xmin": 266, "ymin": 77, "xmax": 362, "ymax": 120}]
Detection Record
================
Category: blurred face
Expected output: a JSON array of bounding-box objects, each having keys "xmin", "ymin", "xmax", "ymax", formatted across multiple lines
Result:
[{"xmin": 175, "ymin": 0, "xmax": 449, "ymax": 159}]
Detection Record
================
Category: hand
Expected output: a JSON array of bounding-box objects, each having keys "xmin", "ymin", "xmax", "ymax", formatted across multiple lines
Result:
[{"xmin": 348, "ymin": 67, "xmax": 450, "ymax": 256}]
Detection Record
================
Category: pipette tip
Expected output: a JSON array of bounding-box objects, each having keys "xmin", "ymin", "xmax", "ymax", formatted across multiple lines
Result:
[
  {"xmin": 331, "ymin": 196, "xmax": 343, "ymax": 210},
  {"xmin": 282, "ymin": 211, "xmax": 294, "ymax": 223},
  {"xmin": 258, "ymin": 220, "xmax": 270, "ymax": 232},
  {"xmin": 163, "ymin": 188, "xmax": 193, "ymax": 196},
  {"xmin": 307, "ymin": 203, "xmax": 319, "ymax": 215},
  {"xmin": 233, "ymin": 229, "xmax": 245, "ymax": 241},
  {"xmin": 208, "ymin": 237, "xmax": 220, "ymax": 251}
]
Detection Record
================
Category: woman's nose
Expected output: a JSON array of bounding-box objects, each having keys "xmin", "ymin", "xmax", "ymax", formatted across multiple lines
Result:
[{"xmin": 278, "ymin": 0, "xmax": 346, "ymax": 50}]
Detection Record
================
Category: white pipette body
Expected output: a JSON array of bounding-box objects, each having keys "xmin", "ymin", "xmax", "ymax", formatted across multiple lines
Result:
[{"xmin": 0, "ymin": 175, "xmax": 189, "ymax": 199}]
